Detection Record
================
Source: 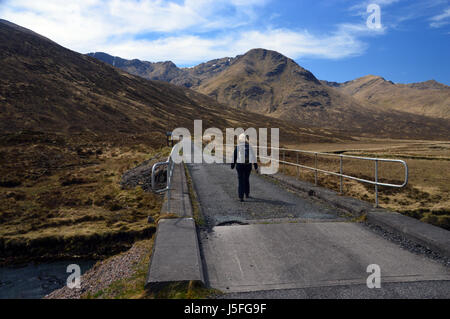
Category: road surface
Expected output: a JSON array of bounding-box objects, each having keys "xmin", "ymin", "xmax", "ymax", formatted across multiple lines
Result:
[{"xmin": 186, "ymin": 148, "xmax": 450, "ymax": 298}]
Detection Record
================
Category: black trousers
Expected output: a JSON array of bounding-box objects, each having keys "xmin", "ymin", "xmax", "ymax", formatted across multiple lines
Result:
[{"xmin": 236, "ymin": 164, "xmax": 252, "ymax": 199}]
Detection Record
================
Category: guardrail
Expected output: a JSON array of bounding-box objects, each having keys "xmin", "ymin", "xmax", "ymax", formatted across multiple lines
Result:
[
  {"xmin": 224, "ymin": 144, "xmax": 408, "ymax": 208},
  {"xmin": 154, "ymin": 143, "xmax": 408, "ymax": 208},
  {"xmin": 260, "ymin": 146, "xmax": 408, "ymax": 208},
  {"xmin": 151, "ymin": 146, "xmax": 177, "ymax": 212}
]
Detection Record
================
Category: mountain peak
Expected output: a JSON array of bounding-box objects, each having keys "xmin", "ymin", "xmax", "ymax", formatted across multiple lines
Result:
[
  {"xmin": 241, "ymin": 48, "xmax": 292, "ymax": 65},
  {"xmin": 238, "ymin": 48, "xmax": 319, "ymax": 81},
  {"xmin": 358, "ymin": 74, "xmax": 387, "ymax": 82},
  {"xmin": 407, "ymin": 79, "xmax": 449, "ymax": 90},
  {"xmin": 245, "ymin": 48, "xmax": 285, "ymax": 56}
]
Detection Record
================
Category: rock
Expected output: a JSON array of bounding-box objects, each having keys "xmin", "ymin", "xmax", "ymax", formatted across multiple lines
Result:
[{"xmin": 120, "ymin": 156, "xmax": 166, "ymax": 192}]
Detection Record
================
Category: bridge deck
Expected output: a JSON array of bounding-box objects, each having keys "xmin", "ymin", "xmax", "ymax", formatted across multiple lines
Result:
[
  {"xmin": 201, "ymin": 222, "xmax": 450, "ymax": 293},
  {"xmin": 188, "ymin": 163, "xmax": 344, "ymax": 227},
  {"xmin": 187, "ymin": 157, "xmax": 450, "ymax": 298}
]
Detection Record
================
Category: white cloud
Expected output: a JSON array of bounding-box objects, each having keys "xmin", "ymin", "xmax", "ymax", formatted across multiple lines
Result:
[
  {"xmin": 0, "ymin": 0, "xmax": 380, "ymax": 65},
  {"xmin": 349, "ymin": 0, "xmax": 400, "ymax": 11},
  {"xmin": 430, "ymin": 8, "xmax": 450, "ymax": 28},
  {"xmin": 0, "ymin": 0, "xmax": 267, "ymax": 36},
  {"xmin": 234, "ymin": 27, "xmax": 370, "ymax": 60},
  {"xmin": 100, "ymin": 27, "xmax": 369, "ymax": 64}
]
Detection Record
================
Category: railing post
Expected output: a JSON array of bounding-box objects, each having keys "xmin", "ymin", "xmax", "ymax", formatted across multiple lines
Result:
[
  {"xmin": 375, "ymin": 159, "xmax": 379, "ymax": 208},
  {"xmin": 340, "ymin": 155, "xmax": 343, "ymax": 194},
  {"xmin": 314, "ymin": 153, "xmax": 318, "ymax": 186}
]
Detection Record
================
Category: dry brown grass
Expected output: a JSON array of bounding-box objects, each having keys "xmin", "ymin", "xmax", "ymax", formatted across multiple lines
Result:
[
  {"xmin": 0, "ymin": 132, "xmax": 168, "ymax": 264},
  {"xmin": 280, "ymin": 139, "xmax": 450, "ymax": 230}
]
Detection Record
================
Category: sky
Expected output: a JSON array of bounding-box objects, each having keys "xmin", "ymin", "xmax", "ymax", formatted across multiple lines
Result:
[{"xmin": 1, "ymin": 0, "xmax": 449, "ymax": 84}]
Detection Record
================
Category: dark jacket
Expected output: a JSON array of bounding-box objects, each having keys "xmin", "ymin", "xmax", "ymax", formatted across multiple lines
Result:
[{"xmin": 231, "ymin": 143, "xmax": 258, "ymax": 170}]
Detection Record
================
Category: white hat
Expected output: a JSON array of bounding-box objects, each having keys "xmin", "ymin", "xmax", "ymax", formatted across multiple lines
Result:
[{"xmin": 238, "ymin": 133, "xmax": 247, "ymax": 143}]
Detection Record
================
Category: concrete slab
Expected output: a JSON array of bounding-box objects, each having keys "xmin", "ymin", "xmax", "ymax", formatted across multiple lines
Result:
[
  {"xmin": 200, "ymin": 222, "xmax": 450, "ymax": 293},
  {"xmin": 146, "ymin": 218, "xmax": 204, "ymax": 291},
  {"xmin": 269, "ymin": 172, "xmax": 450, "ymax": 258}
]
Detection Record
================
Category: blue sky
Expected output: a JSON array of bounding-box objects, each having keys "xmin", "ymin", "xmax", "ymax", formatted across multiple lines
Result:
[{"xmin": 1, "ymin": 0, "xmax": 449, "ymax": 84}]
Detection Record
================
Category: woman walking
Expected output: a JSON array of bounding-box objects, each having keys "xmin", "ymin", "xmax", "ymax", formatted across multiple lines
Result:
[{"xmin": 231, "ymin": 134, "xmax": 258, "ymax": 202}]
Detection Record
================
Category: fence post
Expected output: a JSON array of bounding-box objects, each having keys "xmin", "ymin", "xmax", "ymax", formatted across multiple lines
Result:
[
  {"xmin": 314, "ymin": 153, "xmax": 318, "ymax": 186},
  {"xmin": 340, "ymin": 155, "xmax": 343, "ymax": 194},
  {"xmin": 283, "ymin": 151, "xmax": 285, "ymax": 174},
  {"xmin": 375, "ymin": 159, "xmax": 379, "ymax": 208},
  {"xmin": 296, "ymin": 152, "xmax": 299, "ymax": 178}
]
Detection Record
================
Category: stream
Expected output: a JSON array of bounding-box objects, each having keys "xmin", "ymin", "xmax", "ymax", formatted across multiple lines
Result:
[{"xmin": 0, "ymin": 260, "xmax": 96, "ymax": 299}]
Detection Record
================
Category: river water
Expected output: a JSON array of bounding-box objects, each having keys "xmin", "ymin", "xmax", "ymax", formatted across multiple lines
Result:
[{"xmin": 0, "ymin": 260, "xmax": 96, "ymax": 299}]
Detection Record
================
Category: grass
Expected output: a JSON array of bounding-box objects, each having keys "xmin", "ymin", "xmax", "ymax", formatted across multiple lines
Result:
[
  {"xmin": 145, "ymin": 281, "xmax": 221, "ymax": 299},
  {"xmin": 0, "ymin": 132, "xmax": 167, "ymax": 264},
  {"xmin": 88, "ymin": 280, "xmax": 220, "ymax": 299},
  {"xmin": 281, "ymin": 139, "xmax": 450, "ymax": 230}
]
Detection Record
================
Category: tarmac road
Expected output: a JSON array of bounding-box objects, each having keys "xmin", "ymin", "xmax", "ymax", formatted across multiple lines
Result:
[{"xmin": 188, "ymin": 162, "xmax": 345, "ymax": 227}]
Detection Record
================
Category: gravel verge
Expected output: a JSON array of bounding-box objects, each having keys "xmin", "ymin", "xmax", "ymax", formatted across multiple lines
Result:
[
  {"xmin": 44, "ymin": 239, "xmax": 152, "ymax": 299},
  {"xmin": 363, "ymin": 222, "xmax": 450, "ymax": 268}
]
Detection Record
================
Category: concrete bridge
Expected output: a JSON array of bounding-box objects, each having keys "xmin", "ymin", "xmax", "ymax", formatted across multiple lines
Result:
[{"xmin": 146, "ymin": 146, "xmax": 450, "ymax": 298}]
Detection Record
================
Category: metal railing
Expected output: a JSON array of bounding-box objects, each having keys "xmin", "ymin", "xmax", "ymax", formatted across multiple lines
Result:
[
  {"xmin": 153, "ymin": 143, "xmax": 409, "ymax": 208},
  {"xmin": 224, "ymin": 144, "xmax": 408, "ymax": 208},
  {"xmin": 151, "ymin": 146, "xmax": 177, "ymax": 212}
]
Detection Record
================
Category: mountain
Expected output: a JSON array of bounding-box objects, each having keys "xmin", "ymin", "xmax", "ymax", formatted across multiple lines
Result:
[
  {"xmin": 4, "ymin": 20, "xmax": 353, "ymax": 265},
  {"xmin": 88, "ymin": 52, "xmax": 186, "ymax": 84},
  {"xmin": 88, "ymin": 50, "xmax": 450, "ymax": 139},
  {"xmin": 1, "ymin": 20, "xmax": 334, "ymax": 145},
  {"xmin": 322, "ymin": 75, "xmax": 450, "ymax": 120},
  {"xmin": 87, "ymin": 52, "xmax": 236, "ymax": 88},
  {"xmin": 0, "ymin": 21, "xmax": 210, "ymax": 136},
  {"xmin": 194, "ymin": 49, "xmax": 365, "ymax": 117},
  {"xmin": 88, "ymin": 49, "xmax": 346, "ymax": 114}
]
